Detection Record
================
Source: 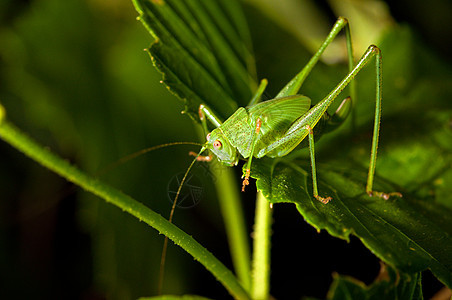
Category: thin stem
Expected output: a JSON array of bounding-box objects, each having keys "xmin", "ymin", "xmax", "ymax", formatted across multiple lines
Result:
[
  {"xmin": 214, "ymin": 164, "xmax": 252, "ymax": 291},
  {"xmin": 0, "ymin": 120, "xmax": 251, "ymax": 300},
  {"xmin": 195, "ymin": 123, "xmax": 251, "ymax": 291},
  {"xmin": 251, "ymin": 192, "xmax": 272, "ymax": 299}
]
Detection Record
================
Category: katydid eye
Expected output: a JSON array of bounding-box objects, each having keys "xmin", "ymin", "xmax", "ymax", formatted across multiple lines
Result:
[
  {"xmin": 213, "ymin": 140, "xmax": 222, "ymax": 150},
  {"xmin": 206, "ymin": 133, "xmax": 211, "ymax": 141}
]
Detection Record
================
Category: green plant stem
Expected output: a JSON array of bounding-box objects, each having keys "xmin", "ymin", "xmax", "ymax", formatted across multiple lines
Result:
[
  {"xmin": 213, "ymin": 164, "xmax": 251, "ymax": 291},
  {"xmin": 251, "ymin": 192, "xmax": 272, "ymax": 299},
  {"xmin": 0, "ymin": 120, "xmax": 251, "ymax": 300}
]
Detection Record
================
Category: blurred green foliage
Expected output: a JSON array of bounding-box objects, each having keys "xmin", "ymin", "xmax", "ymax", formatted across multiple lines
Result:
[{"xmin": 0, "ymin": 0, "xmax": 220, "ymax": 298}]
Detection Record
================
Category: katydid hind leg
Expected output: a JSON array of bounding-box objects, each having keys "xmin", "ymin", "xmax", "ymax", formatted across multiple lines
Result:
[
  {"xmin": 360, "ymin": 47, "xmax": 402, "ymax": 199},
  {"xmin": 307, "ymin": 125, "xmax": 332, "ymax": 203},
  {"xmin": 253, "ymin": 121, "xmax": 332, "ymax": 203},
  {"xmin": 250, "ymin": 117, "xmax": 332, "ymax": 202},
  {"xmin": 259, "ymin": 45, "xmax": 401, "ymax": 202},
  {"xmin": 323, "ymin": 96, "xmax": 352, "ymax": 133},
  {"xmin": 305, "ymin": 45, "xmax": 401, "ymax": 200},
  {"xmin": 276, "ymin": 17, "xmax": 355, "ymax": 99}
]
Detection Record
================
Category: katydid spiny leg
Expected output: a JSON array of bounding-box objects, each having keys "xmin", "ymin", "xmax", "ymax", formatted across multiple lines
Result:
[
  {"xmin": 242, "ymin": 117, "xmax": 262, "ymax": 191},
  {"xmin": 306, "ymin": 125, "xmax": 332, "ymax": 204},
  {"xmin": 157, "ymin": 16, "xmax": 403, "ymax": 294},
  {"xmin": 195, "ymin": 79, "xmax": 269, "ymax": 167},
  {"xmin": 241, "ymin": 79, "xmax": 273, "ymax": 190},
  {"xmin": 252, "ymin": 45, "xmax": 402, "ymax": 201},
  {"xmin": 198, "ymin": 20, "xmax": 402, "ymax": 203}
]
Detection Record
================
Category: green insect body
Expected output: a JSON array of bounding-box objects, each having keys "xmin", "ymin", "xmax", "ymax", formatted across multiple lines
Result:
[
  {"xmin": 156, "ymin": 17, "xmax": 403, "ymax": 292},
  {"xmin": 205, "ymin": 93, "xmax": 349, "ymax": 198},
  {"xmin": 206, "ymin": 95, "xmax": 341, "ymax": 162},
  {"xmin": 194, "ymin": 17, "xmax": 402, "ymax": 203}
]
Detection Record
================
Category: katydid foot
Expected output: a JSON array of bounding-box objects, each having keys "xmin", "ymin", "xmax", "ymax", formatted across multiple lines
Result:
[
  {"xmin": 242, "ymin": 169, "xmax": 251, "ymax": 192},
  {"xmin": 315, "ymin": 195, "xmax": 332, "ymax": 204},
  {"xmin": 367, "ymin": 190, "xmax": 403, "ymax": 200},
  {"xmin": 188, "ymin": 151, "xmax": 212, "ymax": 162}
]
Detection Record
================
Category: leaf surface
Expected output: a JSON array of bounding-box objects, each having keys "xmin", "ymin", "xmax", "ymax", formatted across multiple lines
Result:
[
  {"xmin": 323, "ymin": 265, "xmax": 423, "ymax": 300},
  {"xmin": 253, "ymin": 27, "xmax": 452, "ymax": 287},
  {"xmin": 133, "ymin": 0, "xmax": 452, "ymax": 289},
  {"xmin": 132, "ymin": 0, "xmax": 257, "ymax": 120}
]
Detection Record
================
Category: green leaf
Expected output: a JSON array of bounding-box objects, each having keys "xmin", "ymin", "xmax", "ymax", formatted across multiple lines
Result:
[
  {"xmin": 253, "ymin": 25, "xmax": 452, "ymax": 288},
  {"xmin": 132, "ymin": 0, "xmax": 452, "ymax": 290},
  {"xmin": 254, "ymin": 158, "xmax": 452, "ymax": 287},
  {"xmin": 0, "ymin": 120, "xmax": 250, "ymax": 300},
  {"xmin": 325, "ymin": 265, "xmax": 423, "ymax": 300},
  {"xmin": 132, "ymin": 0, "xmax": 257, "ymax": 120}
]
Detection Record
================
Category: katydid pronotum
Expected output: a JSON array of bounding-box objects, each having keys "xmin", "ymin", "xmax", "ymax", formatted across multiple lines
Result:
[{"xmin": 154, "ymin": 16, "xmax": 401, "ymax": 292}]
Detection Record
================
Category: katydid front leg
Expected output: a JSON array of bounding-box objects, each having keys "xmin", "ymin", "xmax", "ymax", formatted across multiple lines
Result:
[
  {"xmin": 188, "ymin": 151, "xmax": 212, "ymax": 162},
  {"xmin": 242, "ymin": 79, "xmax": 275, "ymax": 191},
  {"xmin": 198, "ymin": 79, "xmax": 270, "ymax": 190},
  {"xmin": 242, "ymin": 118, "xmax": 262, "ymax": 191},
  {"xmin": 193, "ymin": 104, "xmax": 222, "ymax": 162}
]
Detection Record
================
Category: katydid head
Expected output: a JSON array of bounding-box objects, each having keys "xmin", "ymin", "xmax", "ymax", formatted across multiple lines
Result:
[{"xmin": 206, "ymin": 129, "xmax": 239, "ymax": 166}]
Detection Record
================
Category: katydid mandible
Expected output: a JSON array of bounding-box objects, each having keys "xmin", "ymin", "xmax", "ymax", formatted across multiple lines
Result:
[{"xmin": 192, "ymin": 17, "xmax": 402, "ymax": 204}]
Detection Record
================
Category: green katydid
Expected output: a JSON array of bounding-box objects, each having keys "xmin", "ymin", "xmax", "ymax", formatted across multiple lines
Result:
[
  {"xmin": 187, "ymin": 16, "xmax": 402, "ymax": 204},
  {"xmin": 153, "ymin": 16, "xmax": 402, "ymax": 292}
]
